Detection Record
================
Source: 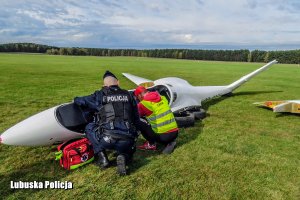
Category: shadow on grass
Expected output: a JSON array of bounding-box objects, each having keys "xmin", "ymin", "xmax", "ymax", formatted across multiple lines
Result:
[
  {"xmin": 176, "ymin": 122, "xmax": 204, "ymax": 148},
  {"xmin": 275, "ymin": 112, "xmax": 300, "ymax": 118},
  {"xmin": 0, "ymin": 158, "xmax": 69, "ymax": 198},
  {"xmin": 128, "ymin": 123, "xmax": 204, "ymax": 173},
  {"xmin": 129, "ymin": 148, "xmax": 158, "ymax": 174},
  {"xmin": 202, "ymin": 90, "xmax": 283, "ymax": 111},
  {"xmin": 233, "ymin": 90, "xmax": 283, "ymax": 97},
  {"xmin": 92, "ymin": 118, "xmax": 205, "ymax": 174}
]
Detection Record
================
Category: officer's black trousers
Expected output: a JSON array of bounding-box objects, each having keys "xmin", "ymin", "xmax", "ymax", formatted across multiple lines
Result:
[
  {"xmin": 138, "ymin": 119, "xmax": 178, "ymax": 145},
  {"xmin": 85, "ymin": 123, "xmax": 135, "ymax": 159}
]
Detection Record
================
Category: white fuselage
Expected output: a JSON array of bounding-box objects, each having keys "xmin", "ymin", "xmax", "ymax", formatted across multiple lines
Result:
[
  {"xmin": 1, "ymin": 105, "xmax": 84, "ymax": 146},
  {"xmin": 154, "ymin": 77, "xmax": 230, "ymax": 112}
]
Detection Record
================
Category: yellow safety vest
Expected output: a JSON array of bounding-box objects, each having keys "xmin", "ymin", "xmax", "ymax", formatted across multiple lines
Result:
[{"xmin": 141, "ymin": 96, "xmax": 178, "ymax": 134}]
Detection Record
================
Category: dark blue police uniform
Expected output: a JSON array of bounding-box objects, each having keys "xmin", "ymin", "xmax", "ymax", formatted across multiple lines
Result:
[{"xmin": 74, "ymin": 83, "xmax": 140, "ymax": 174}]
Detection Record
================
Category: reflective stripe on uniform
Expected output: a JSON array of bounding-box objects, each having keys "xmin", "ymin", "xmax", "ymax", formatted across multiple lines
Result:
[
  {"xmin": 141, "ymin": 95, "xmax": 177, "ymax": 134},
  {"xmin": 147, "ymin": 110, "xmax": 172, "ymax": 121},
  {"xmin": 150, "ymin": 118, "xmax": 176, "ymax": 128}
]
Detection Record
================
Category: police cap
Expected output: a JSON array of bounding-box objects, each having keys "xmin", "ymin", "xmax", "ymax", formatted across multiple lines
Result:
[{"xmin": 103, "ymin": 70, "xmax": 118, "ymax": 80}]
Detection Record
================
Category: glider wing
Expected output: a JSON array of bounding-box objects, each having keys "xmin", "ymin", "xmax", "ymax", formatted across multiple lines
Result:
[
  {"xmin": 122, "ymin": 73, "xmax": 154, "ymax": 87},
  {"xmin": 273, "ymin": 101, "xmax": 300, "ymax": 113},
  {"xmin": 254, "ymin": 100, "xmax": 300, "ymax": 114},
  {"xmin": 253, "ymin": 100, "xmax": 285, "ymax": 109},
  {"xmin": 227, "ymin": 60, "xmax": 278, "ymax": 91}
]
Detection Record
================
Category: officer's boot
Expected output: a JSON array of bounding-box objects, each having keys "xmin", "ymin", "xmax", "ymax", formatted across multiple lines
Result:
[
  {"xmin": 96, "ymin": 151, "xmax": 110, "ymax": 169},
  {"xmin": 116, "ymin": 154, "xmax": 127, "ymax": 176}
]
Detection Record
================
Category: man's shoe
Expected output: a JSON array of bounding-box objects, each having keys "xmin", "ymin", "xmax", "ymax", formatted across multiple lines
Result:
[
  {"xmin": 116, "ymin": 154, "xmax": 127, "ymax": 176},
  {"xmin": 162, "ymin": 141, "xmax": 176, "ymax": 154},
  {"xmin": 96, "ymin": 151, "xmax": 110, "ymax": 169},
  {"xmin": 137, "ymin": 141, "xmax": 157, "ymax": 151}
]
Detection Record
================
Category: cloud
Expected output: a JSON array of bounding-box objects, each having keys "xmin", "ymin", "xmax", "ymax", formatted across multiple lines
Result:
[{"xmin": 0, "ymin": 0, "xmax": 300, "ymax": 49}]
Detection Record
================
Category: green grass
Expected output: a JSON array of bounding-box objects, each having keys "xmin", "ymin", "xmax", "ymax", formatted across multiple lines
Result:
[{"xmin": 0, "ymin": 53, "xmax": 299, "ymax": 199}]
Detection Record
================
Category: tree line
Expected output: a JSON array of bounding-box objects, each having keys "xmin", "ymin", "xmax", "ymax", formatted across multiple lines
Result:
[
  {"xmin": 1, "ymin": 43, "xmax": 299, "ymax": 64},
  {"xmin": 0, "ymin": 43, "xmax": 58, "ymax": 53}
]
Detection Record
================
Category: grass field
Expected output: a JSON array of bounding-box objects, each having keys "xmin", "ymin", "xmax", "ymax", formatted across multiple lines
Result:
[{"xmin": 0, "ymin": 53, "xmax": 299, "ymax": 199}]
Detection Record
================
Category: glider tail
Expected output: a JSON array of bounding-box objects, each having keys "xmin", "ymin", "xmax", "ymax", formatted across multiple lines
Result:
[{"xmin": 226, "ymin": 60, "xmax": 278, "ymax": 92}]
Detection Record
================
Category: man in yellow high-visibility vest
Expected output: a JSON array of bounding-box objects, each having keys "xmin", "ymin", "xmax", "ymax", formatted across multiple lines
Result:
[{"xmin": 134, "ymin": 86, "xmax": 178, "ymax": 154}]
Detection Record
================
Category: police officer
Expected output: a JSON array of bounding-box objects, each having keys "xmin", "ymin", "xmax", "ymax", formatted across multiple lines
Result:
[{"xmin": 74, "ymin": 71, "xmax": 140, "ymax": 175}]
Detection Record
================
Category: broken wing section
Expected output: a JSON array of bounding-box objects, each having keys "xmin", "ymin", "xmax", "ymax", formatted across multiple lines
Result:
[
  {"xmin": 273, "ymin": 101, "xmax": 300, "ymax": 113},
  {"xmin": 253, "ymin": 101, "xmax": 286, "ymax": 109},
  {"xmin": 254, "ymin": 100, "xmax": 300, "ymax": 114}
]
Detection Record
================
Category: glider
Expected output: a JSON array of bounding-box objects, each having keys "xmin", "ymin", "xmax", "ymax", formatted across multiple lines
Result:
[
  {"xmin": 254, "ymin": 100, "xmax": 300, "ymax": 114},
  {"xmin": 123, "ymin": 60, "xmax": 278, "ymax": 114},
  {"xmin": 0, "ymin": 60, "xmax": 278, "ymax": 146}
]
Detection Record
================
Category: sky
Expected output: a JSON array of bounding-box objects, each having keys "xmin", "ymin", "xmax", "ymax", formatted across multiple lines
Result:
[{"xmin": 0, "ymin": 0, "xmax": 300, "ymax": 50}]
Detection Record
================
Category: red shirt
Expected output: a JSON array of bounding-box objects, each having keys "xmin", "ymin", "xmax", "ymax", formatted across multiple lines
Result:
[{"xmin": 137, "ymin": 91, "xmax": 178, "ymax": 133}]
